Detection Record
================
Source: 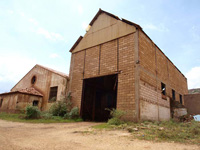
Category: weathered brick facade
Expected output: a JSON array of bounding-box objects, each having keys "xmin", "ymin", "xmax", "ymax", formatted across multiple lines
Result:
[
  {"xmin": 69, "ymin": 9, "xmax": 188, "ymax": 121},
  {"xmin": 138, "ymin": 30, "xmax": 188, "ymax": 121},
  {"xmin": 0, "ymin": 64, "xmax": 68, "ymax": 112}
]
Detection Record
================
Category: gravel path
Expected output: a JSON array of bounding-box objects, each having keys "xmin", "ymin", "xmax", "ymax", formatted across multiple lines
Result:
[{"xmin": 0, "ymin": 119, "xmax": 199, "ymax": 150}]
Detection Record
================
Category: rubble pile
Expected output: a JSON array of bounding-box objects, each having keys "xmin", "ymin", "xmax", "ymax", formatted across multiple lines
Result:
[{"xmin": 179, "ymin": 114, "xmax": 194, "ymax": 122}]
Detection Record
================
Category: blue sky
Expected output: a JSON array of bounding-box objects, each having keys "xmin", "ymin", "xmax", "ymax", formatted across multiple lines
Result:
[{"xmin": 0, "ymin": 0, "xmax": 200, "ymax": 93}]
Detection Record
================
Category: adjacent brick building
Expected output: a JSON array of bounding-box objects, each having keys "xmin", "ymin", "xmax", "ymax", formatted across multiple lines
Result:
[
  {"xmin": 184, "ymin": 94, "xmax": 200, "ymax": 115},
  {"xmin": 69, "ymin": 9, "xmax": 188, "ymax": 121},
  {"xmin": 0, "ymin": 64, "xmax": 69, "ymax": 112}
]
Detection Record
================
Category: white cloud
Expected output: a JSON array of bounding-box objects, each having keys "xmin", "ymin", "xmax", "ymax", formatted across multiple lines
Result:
[
  {"xmin": 29, "ymin": 18, "xmax": 38, "ymax": 26},
  {"xmin": 0, "ymin": 54, "xmax": 36, "ymax": 83},
  {"xmin": 15, "ymin": 11, "xmax": 65, "ymax": 42},
  {"xmin": 186, "ymin": 67, "xmax": 200, "ymax": 89},
  {"xmin": 143, "ymin": 23, "xmax": 169, "ymax": 32},
  {"xmin": 7, "ymin": 10, "xmax": 14, "ymax": 14},
  {"xmin": 49, "ymin": 53, "xmax": 59, "ymax": 58},
  {"xmin": 78, "ymin": 5, "xmax": 83, "ymax": 15},
  {"xmin": 19, "ymin": 12, "xmax": 25, "ymax": 17},
  {"xmin": 36, "ymin": 27, "xmax": 64, "ymax": 41}
]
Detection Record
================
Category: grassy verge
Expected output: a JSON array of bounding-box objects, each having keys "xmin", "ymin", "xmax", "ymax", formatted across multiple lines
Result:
[
  {"xmin": 93, "ymin": 120, "xmax": 200, "ymax": 145},
  {"xmin": 0, "ymin": 112, "xmax": 82, "ymax": 123}
]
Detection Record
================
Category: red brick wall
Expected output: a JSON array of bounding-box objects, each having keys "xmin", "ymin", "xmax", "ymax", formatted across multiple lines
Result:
[
  {"xmin": 100, "ymin": 40, "xmax": 117, "ymax": 75},
  {"xmin": 139, "ymin": 30, "xmax": 187, "ymax": 101},
  {"xmin": 84, "ymin": 46, "xmax": 99, "ymax": 78},
  {"xmin": 139, "ymin": 30, "xmax": 187, "ymax": 120},
  {"xmin": 69, "ymin": 33, "xmax": 137, "ymax": 121},
  {"xmin": 118, "ymin": 33, "xmax": 136, "ymax": 120},
  {"xmin": 139, "ymin": 31, "xmax": 156, "ymax": 76},
  {"xmin": 184, "ymin": 94, "xmax": 200, "ymax": 114},
  {"xmin": 70, "ymin": 51, "xmax": 85, "ymax": 108}
]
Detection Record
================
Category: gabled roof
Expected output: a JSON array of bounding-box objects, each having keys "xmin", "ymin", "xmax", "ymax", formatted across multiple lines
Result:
[
  {"xmin": 89, "ymin": 9, "xmax": 120, "ymax": 26},
  {"xmin": 69, "ymin": 36, "xmax": 83, "ymax": 52},
  {"xmin": 0, "ymin": 87, "xmax": 43, "ymax": 97},
  {"xmin": 69, "ymin": 9, "xmax": 142, "ymax": 52},
  {"xmin": 69, "ymin": 9, "xmax": 187, "ymax": 79},
  {"xmin": 36, "ymin": 64, "xmax": 69, "ymax": 78},
  {"xmin": 11, "ymin": 64, "xmax": 69, "ymax": 91}
]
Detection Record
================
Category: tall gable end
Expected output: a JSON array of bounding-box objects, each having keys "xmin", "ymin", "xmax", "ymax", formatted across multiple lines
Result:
[{"xmin": 71, "ymin": 11, "xmax": 136, "ymax": 53}]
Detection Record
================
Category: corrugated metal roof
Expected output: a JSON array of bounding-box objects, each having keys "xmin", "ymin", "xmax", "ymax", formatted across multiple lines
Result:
[{"xmin": 0, "ymin": 87, "xmax": 43, "ymax": 97}]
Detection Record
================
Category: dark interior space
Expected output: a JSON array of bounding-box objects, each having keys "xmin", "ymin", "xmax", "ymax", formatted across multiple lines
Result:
[
  {"xmin": 33, "ymin": 100, "xmax": 39, "ymax": 106},
  {"xmin": 81, "ymin": 74, "xmax": 118, "ymax": 122}
]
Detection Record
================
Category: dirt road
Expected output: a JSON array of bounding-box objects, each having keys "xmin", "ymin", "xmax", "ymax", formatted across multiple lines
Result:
[{"xmin": 0, "ymin": 119, "xmax": 199, "ymax": 150}]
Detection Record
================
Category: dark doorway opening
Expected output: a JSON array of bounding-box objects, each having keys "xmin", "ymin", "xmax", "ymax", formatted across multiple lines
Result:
[{"xmin": 81, "ymin": 74, "xmax": 118, "ymax": 122}]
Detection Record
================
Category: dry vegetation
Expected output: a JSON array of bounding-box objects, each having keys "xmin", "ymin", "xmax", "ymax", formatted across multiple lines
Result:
[{"xmin": 93, "ymin": 120, "xmax": 200, "ymax": 145}]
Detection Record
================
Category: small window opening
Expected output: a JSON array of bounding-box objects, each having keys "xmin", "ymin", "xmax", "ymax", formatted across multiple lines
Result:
[
  {"xmin": 0, "ymin": 99, "xmax": 3, "ymax": 107},
  {"xmin": 172, "ymin": 89, "xmax": 175, "ymax": 100},
  {"xmin": 31, "ymin": 76, "xmax": 36, "ymax": 84},
  {"xmin": 33, "ymin": 100, "xmax": 39, "ymax": 106},
  {"xmin": 49, "ymin": 86, "xmax": 58, "ymax": 102},
  {"xmin": 161, "ymin": 82, "xmax": 166, "ymax": 95},
  {"xmin": 180, "ymin": 95, "xmax": 183, "ymax": 104}
]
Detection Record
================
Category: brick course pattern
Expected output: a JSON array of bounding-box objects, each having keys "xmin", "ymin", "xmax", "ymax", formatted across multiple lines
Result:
[
  {"xmin": 100, "ymin": 40, "xmax": 117, "ymax": 75},
  {"xmin": 69, "ymin": 33, "xmax": 137, "ymax": 121},
  {"xmin": 69, "ymin": 12, "xmax": 188, "ymax": 121},
  {"xmin": 84, "ymin": 46, "xmax": 99, "ymax": 78},
  {"xmin": 70, "ymin": 51, "xmax": 85, "ymax": 108},
  {"xmin": 117, "ymin": 34, "xmax": 136, "ymax": 120},
  {"xmin": 138, "ymin": 30, "xmax": 187, "ymax": 120}
]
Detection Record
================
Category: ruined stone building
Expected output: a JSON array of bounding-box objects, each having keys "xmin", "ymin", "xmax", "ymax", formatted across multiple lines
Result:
[
  {"xmin": 69, "ymin": 9, "xmax": 188, "ymax": 122},
  {"xmin": 0, "ymin": 64, "xmax": 69, "ymax": 112}
]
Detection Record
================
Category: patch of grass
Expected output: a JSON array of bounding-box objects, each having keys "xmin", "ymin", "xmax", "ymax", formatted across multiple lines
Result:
[
  {"xmin": 0, "ymin": 112, "xmax": 82, "ymax": 123},
  {"xmin": 92, "ymin": 123, "xmax": 113, "ymax": 129},
  {"xmin": 93, "ymin": 120, "xmax": 200, "ymax": 145}
]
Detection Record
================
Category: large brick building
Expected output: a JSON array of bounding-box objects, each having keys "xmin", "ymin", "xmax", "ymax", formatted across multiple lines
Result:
[{"xmin": 69, "ymin": 9, "xmax": 188, "ymax": 122}]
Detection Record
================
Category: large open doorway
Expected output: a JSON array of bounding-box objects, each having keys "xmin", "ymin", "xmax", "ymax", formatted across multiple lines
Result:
[{"xmin": 81, "ymin": 74, "xmax": 118, "ymax": 122}]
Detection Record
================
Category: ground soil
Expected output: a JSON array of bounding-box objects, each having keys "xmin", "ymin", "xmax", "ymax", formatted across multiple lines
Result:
[{"xmin": 0, "ymin": 119, "xmax": 199, "ymax": 150}]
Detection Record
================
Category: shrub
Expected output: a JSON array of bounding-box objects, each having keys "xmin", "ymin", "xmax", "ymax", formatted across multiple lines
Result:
[
  {"xmin": 49, "ymin": 92, "xmax": 73, "ymax": 117},
  {"xmin": 41, "ymin": 112, "xmax": 53, "ymax": 119},
  {"xmin": 109, "ymin": 109, "xmax": 126, "ymax": 119},
  {"xmin": 107, "ymin": 109, "xmax": 126, "ymax": 125},
  {"xmin": 25, "ymin": 105, "xmax": 41, "ymax": 119},
  {"xmin": 49, "ymin": 97, "xmax": 56, "ymax": 102},
  {"xmin": 49, "ymin": 101, "xmax": 68, "ymax": 117},
  {"xmin": 64, "ymin": 107, "xmax": 80, "ymax": 119},
  {"xmin": 108, "ymin": 117, "xmax": 124, "ymax": 125}
]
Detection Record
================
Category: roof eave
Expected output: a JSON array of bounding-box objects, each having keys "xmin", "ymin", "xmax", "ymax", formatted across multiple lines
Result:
[
  {"xmin": 89, "ymin": 8, "xmax": 120, "ymax": 26},
  {"xmin": 69, "ymin": 36, "xmax": 83, "ymax": 53}
]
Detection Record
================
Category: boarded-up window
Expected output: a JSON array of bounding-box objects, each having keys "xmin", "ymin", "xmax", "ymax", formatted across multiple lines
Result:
[
  {"xmin": 180, "ymin": 95, "xmax": 183, "ymax": 104},
  {"xmin": 49, "ymin": 86, "xmax": 58, "ymax": 102},
  {"xmin": 0, "ymin": 99, "xmax": 3, "ymax": 107},
  {"xmin": 172, "ymin": 89, "xmax": 175, "ymax": 100}
]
